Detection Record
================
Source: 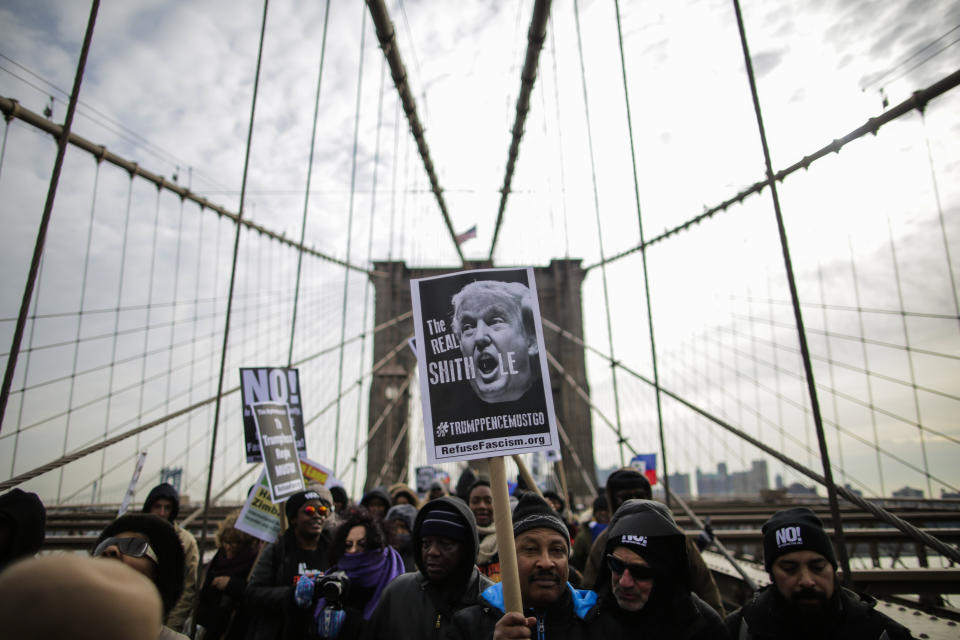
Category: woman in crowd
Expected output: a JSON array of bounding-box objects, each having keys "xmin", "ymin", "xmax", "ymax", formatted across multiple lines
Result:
[
  {"xmin": 195, "ymin": 511, "xmax": 260, "ymax": 640},
  {"xmin": 314, "ymin": 506, "xmax": 405, "ymax": 638}
]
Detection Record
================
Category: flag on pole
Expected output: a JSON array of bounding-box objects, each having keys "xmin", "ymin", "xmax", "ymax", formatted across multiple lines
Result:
[
  {"xmin": 455, "ymin": 225, "xmax": 477, "ymax": 245},
  {"xmin": 630, "ymin": 453, "xmax": 658, "ymax": 485}
]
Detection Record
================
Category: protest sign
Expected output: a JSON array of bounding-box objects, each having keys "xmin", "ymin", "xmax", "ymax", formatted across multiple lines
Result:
[
  {"xmin": 251, "ymin": 402, "xmax": 304, "ymax": 502},
  {"xmin": 236, "ymin": 458, "xmax": 340, "ymax": 543},
  {"xmin": 415, "ymin": 465, "xmax": 436, "ymax": 493},
  {"xmin": 410, "ymin": 267, "xmax": 558, "ymax": 464},
  {"xmin": 240, "ymin": 367, "xmax": 306, "ymax": 462}
]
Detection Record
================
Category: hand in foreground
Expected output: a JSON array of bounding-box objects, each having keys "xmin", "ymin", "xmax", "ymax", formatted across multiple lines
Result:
[{"xmin": 493, "ymin": 611, "xmax": 537, "ymax": 640}]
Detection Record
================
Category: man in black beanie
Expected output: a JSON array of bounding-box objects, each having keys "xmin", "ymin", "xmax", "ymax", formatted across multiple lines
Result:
[
  {"xmin": 142, "ymin": 482, "xmax": 198, "ymax": 633},
  {"xmin": 582, "ymin": 468, "xmax": 724, "ymax": 615},
  {"xmin": 452, "ymin": 493, "xmax": 599, "ymax": 639},
  {"xmin": 725, "ymin": 507, "xmax": 914, "ymax": 639},
  {"xmin": 245, "ymin": 489, "xmax": 333, "ymax": 640},
  {"xmin": 592, "ymin": 499, "xmax": 726, "ymax": 640},
  {"xmin": 366, "ymin": 496, "xmax": 492, "ymax": 639}
]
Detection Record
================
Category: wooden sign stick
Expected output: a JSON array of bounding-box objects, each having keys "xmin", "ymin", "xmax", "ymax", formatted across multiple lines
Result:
[
  {"xmin": 488, "ymin": 456, "xmax": 523, "ymax": 614},
  {"xmin": 511, "ymin": 454, "xmax": 542, "ymax": 498}
]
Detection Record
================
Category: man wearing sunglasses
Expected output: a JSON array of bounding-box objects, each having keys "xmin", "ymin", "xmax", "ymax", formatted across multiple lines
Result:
[
  {"xmin": 93, "ymin": 513, "xmax": 189, "ymax": 639},
  {"xmin": 591, "ymin": 499, "xmax": 727, "ymax": 639},
  {"xmin": 582, "ymin": 468, "xmax": 724, "ymax": 616},
  {"xmin": 245, "ymin": 488, "xmax": 334, "ymax": 640}
]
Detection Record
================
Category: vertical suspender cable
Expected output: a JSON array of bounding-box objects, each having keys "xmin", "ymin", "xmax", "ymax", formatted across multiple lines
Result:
[
  {"xmin": 353, "ymin": 58, "xmax": 386, "ymax": 483},
  {"xmin": 731, "ymin": 0, "xmax": 851, "ymax": 582},
  {"xmin": 921, "ymin": 112, "xmax": 960, "ymax": 334},
  {"xmin": 56, "ymin": 158, "xmax": 102, "ymax": 503},
  {"xmin": 161, "ymin": 195, "xmax": 187, "ymax": 472},
  {"xmin": 613, "ymin": 0, "xmax": 670, "ymax": 505},
  {"xmin": 572, "ymin": 0, "xmax": 626, "ymax": 467},
  {"xmin": 0, "ymin": 113, "xmax": 12, "ymax": 183},
  {"xmin": 288, "ymin": 0, "xmax": 332, "ymax": 367},
  {"xmin": 200, "ymin": 0, "xmax": 270, "ymax": 564},
  {"xmin": 887, "ymin": 219, "xmax": 933, "ymax": 497},
  {"xmin": 0, "ymin": 0, "xmax": 100, "ymax": 431},
  {"xmin": 97, "ymin": 175, "xmax": 135, "ymax": 501},
  {"xmin": 333, "ymin": 9, "xmax": 367, "ymax": 473}
]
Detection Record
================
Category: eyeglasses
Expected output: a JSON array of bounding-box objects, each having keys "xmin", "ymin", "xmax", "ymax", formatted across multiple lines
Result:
[
  {"xmin": 94, "ymin": 536, "xmax": 159, "ymax": 565},
  {"xmin": 303, "ymin": 504, "xmax": 329, "ymax": 516},
  {"xmin": 606, "ymin": 554, "xmax": 655, "ymax": 580}
]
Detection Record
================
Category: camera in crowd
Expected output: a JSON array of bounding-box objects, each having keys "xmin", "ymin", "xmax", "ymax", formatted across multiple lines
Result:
[{"xmin": 295, "ymin": 570, "xmax": 351, "ymax": 639}]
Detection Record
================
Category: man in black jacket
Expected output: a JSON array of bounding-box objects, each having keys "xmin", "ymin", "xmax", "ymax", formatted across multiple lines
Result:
[
  {"xmin": 725, "ymin": 507, "xmax": 914, "ymax": 640},
  {"xmin": 450, "ymin": 493, "xmax": 598, "ymax": 640},
  {"xmin": 244, "ymin": 489, "xmax": 333, "ymax": 640},
  {"xmin": 581, "ymin": 469, "xmax": 724, "ymax": 615},
  {"xmin": 364, "ymin": 496, "xmax": 492, "ymax": 639},
  {"xmin": 591, "ymin": 499, "xmax": 727, "ymax": 640}
]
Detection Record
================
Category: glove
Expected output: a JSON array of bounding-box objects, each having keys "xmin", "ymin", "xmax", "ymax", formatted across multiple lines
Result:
[
  {"xmin": 316, "ymin": 606, "xmax": 347, "ymax": 639},
  {"xmin": 294, "ymin": 574, "xmax": 315, "ymax": 608}
]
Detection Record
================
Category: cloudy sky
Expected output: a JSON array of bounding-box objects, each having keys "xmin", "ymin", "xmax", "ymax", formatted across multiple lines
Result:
[{"xmin": 0, "ymin": 0, "xmax": 958, "ymax": 506}]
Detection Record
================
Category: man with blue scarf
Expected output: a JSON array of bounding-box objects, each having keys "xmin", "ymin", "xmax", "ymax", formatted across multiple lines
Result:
[{"xmin": 451, "ymin": 493, "xmax": 598, "ymax": 639}]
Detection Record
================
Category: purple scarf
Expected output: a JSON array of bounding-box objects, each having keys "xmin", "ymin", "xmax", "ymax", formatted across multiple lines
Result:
[{"xmin": 315, "ymin": 546, "xmax": 405, "ymax": 620}]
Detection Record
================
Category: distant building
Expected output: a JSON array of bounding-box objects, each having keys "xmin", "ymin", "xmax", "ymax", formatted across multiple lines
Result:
[
  {"xmin": 892, "ymin": 486, "xmax": 923, "ymax": 499},
  {"xmin": 843, "ymin": 483, "xmax": 863, "ymax": 498},
  {"xmin": 941, "ymin": 489, "xmax": 960, "ymax": 499},
  {"xmin": 667, "ymin": 472, "xmax": 691, "ymax": 497},
  {"xmin": 696, "ymin": 460, "xmax": 769, "ymax": 497},
  {"xmin": 785, "ymin": 482, "xmax": 818, "ymax": 496}
]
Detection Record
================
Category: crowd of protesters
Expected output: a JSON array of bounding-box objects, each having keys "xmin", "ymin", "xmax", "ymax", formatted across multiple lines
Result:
[{"xmin": 0, "ymin": 467, "xmax": 916, "ymax": 639}]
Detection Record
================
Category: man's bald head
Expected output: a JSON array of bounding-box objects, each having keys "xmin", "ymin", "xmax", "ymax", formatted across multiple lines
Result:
[{"xmin": 0, "ymin": 554, "xmax": 163, "ymax": 639}]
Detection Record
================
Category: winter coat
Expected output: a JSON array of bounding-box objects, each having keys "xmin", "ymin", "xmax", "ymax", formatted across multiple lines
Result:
[
  {"xmin": 243, "ymin": 528, "xmax": 331, "ymax": 640},
  {"xmin": 725, "ymin": 584, "xmax": 914, "ymax": 640},
  {"xmin": 450, "ymin": 582, "xmax": 599, "ymax": 640},
  {"xmin": 591, "ymin": 499, "xmax": 729, "ymax": 640},
  {"xmin": 582, "ymin": 507, "xmax": 724, "ymax": 615},
  {"xmin": 167, "ymin": 524, "xmax": 199, "ymax": 632},
  {"xmin": 196, "ymin": 546, "xmax": 259, "ymax": 640},
  {"xmin": 364, "ymin": 497, "xmax": 492, "ymax": 640}
]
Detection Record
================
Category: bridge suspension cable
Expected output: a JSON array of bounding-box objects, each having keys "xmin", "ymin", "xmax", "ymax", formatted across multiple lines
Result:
[
  {"xmin": 487, "ymin": 0, "xmax": 551, "ymax": 261},
  {"xmin": 333, "ymin": 7, "xmax": 369, "ymax": 474},
  {"xmin": 288, "ymin": 0, "xmax": 333, "ymax": 368},
  {"xmin": 543, "ymin": 320, "xmax": 960, "ymax": 565},
  {"xmin": 365, "ymin": 0, "xmax": 464, "ymax": 264},
  {"xmin": 0, "ymin": 0, "xmax": 101, "ymax": 432},
  {"xmin": 584, "ymin": 68, "xmax": 960, "ymax": 273},
  {"xmin": 0, "ymin": 97, "xmax": 377, "ymax": 277}
]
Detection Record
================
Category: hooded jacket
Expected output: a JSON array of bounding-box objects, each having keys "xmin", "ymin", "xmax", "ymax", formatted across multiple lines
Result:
[
  {"xmin": 725, "ymin": 584, "xmax": 914, "ymax": 640},
  {"xmin": 450, "ymin": 581, "xmax": 599, "ymax": 640},
  {"xmin": 582, "ymin": 498, "xmax": 724, "ymax": 615},
  {"xmin": 141, "ymin": 483, "xmax": 199, "ymax": 632},
  {"xmin": 388, "ymin": 482, "xmax": 421, "ymax": 509},
  {"xmin": 361, "ymin": 487, "xmax": 393, "ymax": 513},
  {"xmin": 592, "ymin": 499, "xmax": 728, "ymax": 640},
  {"xmin": 363, "ymin": 496, "xmax": 491, "ymax": 640}
]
